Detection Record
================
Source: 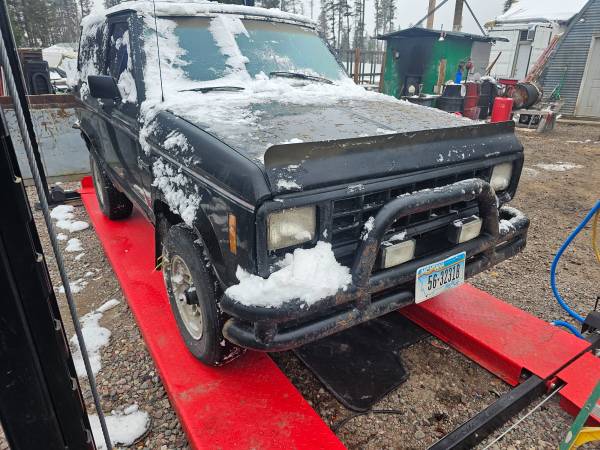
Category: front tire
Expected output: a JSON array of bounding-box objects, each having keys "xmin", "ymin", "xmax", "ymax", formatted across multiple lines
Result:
[
  {"xmin": 90, "ymin": 153, "xmax": 133, "ymax": 220},
  {"xmin": 162, "ymin": 224, "xmax": 242, "ymax": 366}
]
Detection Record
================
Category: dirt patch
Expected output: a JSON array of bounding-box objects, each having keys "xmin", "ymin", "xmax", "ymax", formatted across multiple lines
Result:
[{"xmin": 2, "ymin": 123, "xmax": 598, "ymax": 449}]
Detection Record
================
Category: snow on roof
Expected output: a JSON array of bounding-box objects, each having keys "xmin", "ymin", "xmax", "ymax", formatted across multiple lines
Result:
[
  {"xmin": 85, "ymin": 0, "xmax": 315, "ymax": 28},
  {"xmin": 495, "ymin": 0, "xmax": 588, "ymax": 24}
]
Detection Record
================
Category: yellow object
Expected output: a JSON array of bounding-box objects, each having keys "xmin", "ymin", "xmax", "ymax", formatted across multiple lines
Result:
[
  {"xmin": 593, "ymin": 211, "xmax": 600, "ymax": 264},
  {"xmin": 568, "ymin": 427, "xmax": 600, "ymax": 449}
]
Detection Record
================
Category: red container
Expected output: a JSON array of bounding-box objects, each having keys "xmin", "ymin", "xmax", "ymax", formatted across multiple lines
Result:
[
  {"xmin": 463, "ymin": 82, "xmax": 481, "ymax": 120},
  {"xmin": 490, "ymin": 97, "xmax": 514, "ymax": 123}
]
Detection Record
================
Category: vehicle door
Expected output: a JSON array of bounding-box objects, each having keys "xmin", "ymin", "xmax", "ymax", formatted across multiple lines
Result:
[{"xmin": 101, "ymin": 15, "xmax": 151, "ymax": 214}]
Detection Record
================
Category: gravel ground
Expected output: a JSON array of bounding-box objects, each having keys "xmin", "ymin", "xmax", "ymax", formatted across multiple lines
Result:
[{"xmin": 1, "ymin": 123, "xmax": 598, "ymax": 449}]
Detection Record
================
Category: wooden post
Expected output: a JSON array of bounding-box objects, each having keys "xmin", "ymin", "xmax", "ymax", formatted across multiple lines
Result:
[
  {"xmin": 436, "ymin": 58, "xmax": 447, "ymax": 94},
  {"xmin": 354, "ymin": 47, "xmax": 361, "ymax": 84},
  {"xmin": 453, "ymin": 0, "xmax": 464, "ymax": 32},
  {"xmin": 426, "ymin": 0, "xmax": 437, "ymax": 29}
]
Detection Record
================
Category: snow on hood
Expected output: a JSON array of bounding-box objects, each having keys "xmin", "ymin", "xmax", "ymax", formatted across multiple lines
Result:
[
  {"xmin": 137, "ymin": 14, "xmax": 472, "ymax": 162},
  {"xmin": 495, "ymin": 0, "xmax": 587, "ymax": 23}
]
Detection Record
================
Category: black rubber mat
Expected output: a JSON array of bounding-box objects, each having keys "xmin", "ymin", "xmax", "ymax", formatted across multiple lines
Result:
[{"xmin": 293, "ymin": 314, "xmax": 429, "ymax": 411}]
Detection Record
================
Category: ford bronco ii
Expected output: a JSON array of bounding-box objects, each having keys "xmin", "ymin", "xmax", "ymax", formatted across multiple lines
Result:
[{"xmin": 76, "ymin": 1, "xmax": 529, "ymax": 366}]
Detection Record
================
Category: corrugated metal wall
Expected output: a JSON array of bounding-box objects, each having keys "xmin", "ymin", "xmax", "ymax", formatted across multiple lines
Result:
[{"xmin": 539, "ymin": 0, "xmax": 600, "ymax": 116}]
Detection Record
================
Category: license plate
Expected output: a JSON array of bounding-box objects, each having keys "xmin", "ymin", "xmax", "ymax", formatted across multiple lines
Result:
[{"xmin": 415, "ymin": 252, "xmax": 466, "ymax": 303}]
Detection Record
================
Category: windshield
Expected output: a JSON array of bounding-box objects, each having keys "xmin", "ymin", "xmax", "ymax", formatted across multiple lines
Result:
[{"xmin": 169, "ymin": 17, "xmax": 345, "ymax": 82}]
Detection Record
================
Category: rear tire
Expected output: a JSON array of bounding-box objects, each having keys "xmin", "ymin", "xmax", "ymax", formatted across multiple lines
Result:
[
  {"xmin": 90, "ymin": 153, "xmax": 133, "ymax": 220},
  {"xmin": 162, "ymin": 224, "xmax": 243, "ymax": 366}
]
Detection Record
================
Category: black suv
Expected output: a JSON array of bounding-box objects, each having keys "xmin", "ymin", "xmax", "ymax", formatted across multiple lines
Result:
[{"xmin": 76, "ymin": 1, "xmax": 529, "ymax": 366}]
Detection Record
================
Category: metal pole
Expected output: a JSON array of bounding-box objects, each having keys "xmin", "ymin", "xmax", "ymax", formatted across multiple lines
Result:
[
  {"xmin": 463, "ymin": 0, "xmax": 488, "ymax": 36},
  {"xmin": 0, "ymin": 1, "xmax": 51, "ymax": 201},
  {"xmin": 0, "ymin": 16, "xmax": 112, "ymax": 450}
]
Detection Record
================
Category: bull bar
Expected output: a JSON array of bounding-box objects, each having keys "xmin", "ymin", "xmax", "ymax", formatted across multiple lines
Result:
[{"xmin": 221, "ymin": 178, "xmax": 529, "ymax": 351}]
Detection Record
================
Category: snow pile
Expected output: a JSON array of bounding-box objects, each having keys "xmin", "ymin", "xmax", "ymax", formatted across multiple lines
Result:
[
  {"xmin": 276, "ymin": 179, "xmax": 301, "ymax": 190},
  {"xmin": 51, "ymin": 204, "xmax": 75, "ymax": 220},
  {"xmin": 59, "ymin": 278, "xmax": 88, "ymax": 294},
  {"xmin": 152, "ymin": 158, "xmax": 201, "ymax": 226},
  {"xmin": 535, "ymin": 162, "xmax": 583, "ymax": 172},
  {"xmin": 226, "ymin": 241, "xmax": 351, "ymax": 307},
  {"xmin": 89, "ymin": 404, "xmax": 150, "ymax": 450},
  {"xmin": 70, "ymin": 299, "xmax": 120, "ymax": 377},
  {"xmin": 164, "ymin": 131, "xmax": 190, "ymax": 152},
  {"xmin": 495, "ymin": 0, "xmax": 587, "ymax": 23},
  {"xmin": 65, "ymin": 238, "xmax": 84, "ymax": 253},
  {"xmin": 51, "ymin": 204, "xmax": 90, "ymax": 233}
]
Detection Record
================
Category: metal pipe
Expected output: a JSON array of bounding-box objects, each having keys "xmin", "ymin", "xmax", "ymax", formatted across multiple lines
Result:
[{"xmin": 0, "ymin": 19, "xmax": 112, "ymax": 450}]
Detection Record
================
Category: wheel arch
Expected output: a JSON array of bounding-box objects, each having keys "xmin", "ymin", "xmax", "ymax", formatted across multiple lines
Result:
[{"xmin": 153, "ymin": 199, "xmax": 227, "ymax": 287}]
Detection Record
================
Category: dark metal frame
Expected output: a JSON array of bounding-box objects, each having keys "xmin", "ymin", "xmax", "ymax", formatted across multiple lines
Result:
[
  {"xmin": 429, "ymin": 334, "xmax": 600, "ymax": 449},
  {"xmin": 221, "ymin": 179, "xmax": 529, "ymax": 351},
  {"xmin": 0, "ymin": 107, "xmax": 94, "ymax": 448}
]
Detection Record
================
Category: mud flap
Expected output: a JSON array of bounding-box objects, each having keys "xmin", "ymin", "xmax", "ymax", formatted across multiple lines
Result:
[{"xmin": 293, "ymin": 313, "xmax": 429, "ymax": 411}]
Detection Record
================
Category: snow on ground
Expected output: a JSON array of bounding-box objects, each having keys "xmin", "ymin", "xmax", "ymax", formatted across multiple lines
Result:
[
  {"xmin": 51, "ymin": 204, "xmax": 90, "ymax": 233},
  {"xmin": 226, "ymin": 241, "xmax": 351, "ymax": 307},
  {"xmin": 59, "ymin": 277, "xmax": 88, "ymax": 294},
  {"xmin": 535, "ymin": 162, "xmax": 583, "ymax": 172},
  {"xmin": 65, "ymin": 238, "xmax": 84, "ymax": 252},
  {"xmin": 89, "ymin": 403, "xmax": 150, "ymax": 450},
  {"xmin": 70, "ymin": 299, "xmax": 120, "ymax": 377}
]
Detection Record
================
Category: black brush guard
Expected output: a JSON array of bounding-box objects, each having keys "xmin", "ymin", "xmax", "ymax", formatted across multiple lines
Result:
[{"xmin": 221, "ymin": 179, "xmax": 529, "ymax": 351}]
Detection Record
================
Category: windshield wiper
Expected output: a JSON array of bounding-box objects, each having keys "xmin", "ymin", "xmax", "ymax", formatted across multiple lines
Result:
[
  {"xmin": 269, "ymin": 71, "xmax": 334, "ymax": 85},
  {"xmin": 178, "ymin": 86, "xmax": 245, "ymax": 93}
]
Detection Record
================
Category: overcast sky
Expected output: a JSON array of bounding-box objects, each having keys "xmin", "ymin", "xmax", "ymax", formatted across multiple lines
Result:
[{"xmin": 303, "ymin": 0, "xmax": 506, "ymax": 36}]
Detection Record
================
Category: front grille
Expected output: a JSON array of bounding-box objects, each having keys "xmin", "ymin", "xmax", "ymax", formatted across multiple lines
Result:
[{"xmin": 331, "ymin": 167, "xmax": 492, "ymax": 247}]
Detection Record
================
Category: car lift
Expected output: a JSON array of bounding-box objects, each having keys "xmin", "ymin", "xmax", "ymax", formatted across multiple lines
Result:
[{"xmin": 80, "ymin": 178, "xmax": 600, "ymax": 449}]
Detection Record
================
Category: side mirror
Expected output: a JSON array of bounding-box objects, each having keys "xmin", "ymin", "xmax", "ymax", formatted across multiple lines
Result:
[{"xmin": 88, "ymin": 75, "xmax": 121, "ymax": 100}]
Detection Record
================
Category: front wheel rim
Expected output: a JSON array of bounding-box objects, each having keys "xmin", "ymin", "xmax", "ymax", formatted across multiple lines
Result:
[{"xmin": 170, "ymin": 255, "xmax": 203, "ymax": 340}]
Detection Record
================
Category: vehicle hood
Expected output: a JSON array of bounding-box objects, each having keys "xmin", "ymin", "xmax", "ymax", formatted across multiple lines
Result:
[
  {"xmin": 167, "ymin": 85, "xmax": 522, "ymax": 195},
  {"xmin": 195, "ymin": 96, "xmax": 474, "ymax": 161}
]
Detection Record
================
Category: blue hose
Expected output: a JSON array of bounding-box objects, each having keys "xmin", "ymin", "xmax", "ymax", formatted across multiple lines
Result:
[
  {"xmin": 550, "ymin": 200, "xmax": 600, "ymax": 324},
  {"xmin": 551, "ymin": 320, "xmax": 584, "ymax": 339}
]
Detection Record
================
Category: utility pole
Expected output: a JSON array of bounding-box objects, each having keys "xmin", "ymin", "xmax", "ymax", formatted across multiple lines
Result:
[
  {"xmin": 426, "ymin": 0, "xmax": 436, "ymax": 29},
  {"xmin": 453, "ymin": 0, "xmax": 464, "ymax": 32}
]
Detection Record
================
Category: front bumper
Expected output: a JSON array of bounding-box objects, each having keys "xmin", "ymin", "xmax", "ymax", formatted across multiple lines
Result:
[{"xmin": 221, "ymin": 179, "xmax": 529, "ymax": 351}]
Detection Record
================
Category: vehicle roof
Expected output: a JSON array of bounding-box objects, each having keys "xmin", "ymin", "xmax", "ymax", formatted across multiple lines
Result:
[{"xmin": 100, "ymin": 0, "xmax": 316, "ymax": 28}]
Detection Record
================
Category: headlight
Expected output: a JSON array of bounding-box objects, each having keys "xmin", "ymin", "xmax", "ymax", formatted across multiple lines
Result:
[
  {"xmin": 490, "ymin": 162, "xmax": 513, "ymax": 192},
  {"xmin": 267, "ymin": 206, "xmax": 316, "ymax": 250}
]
